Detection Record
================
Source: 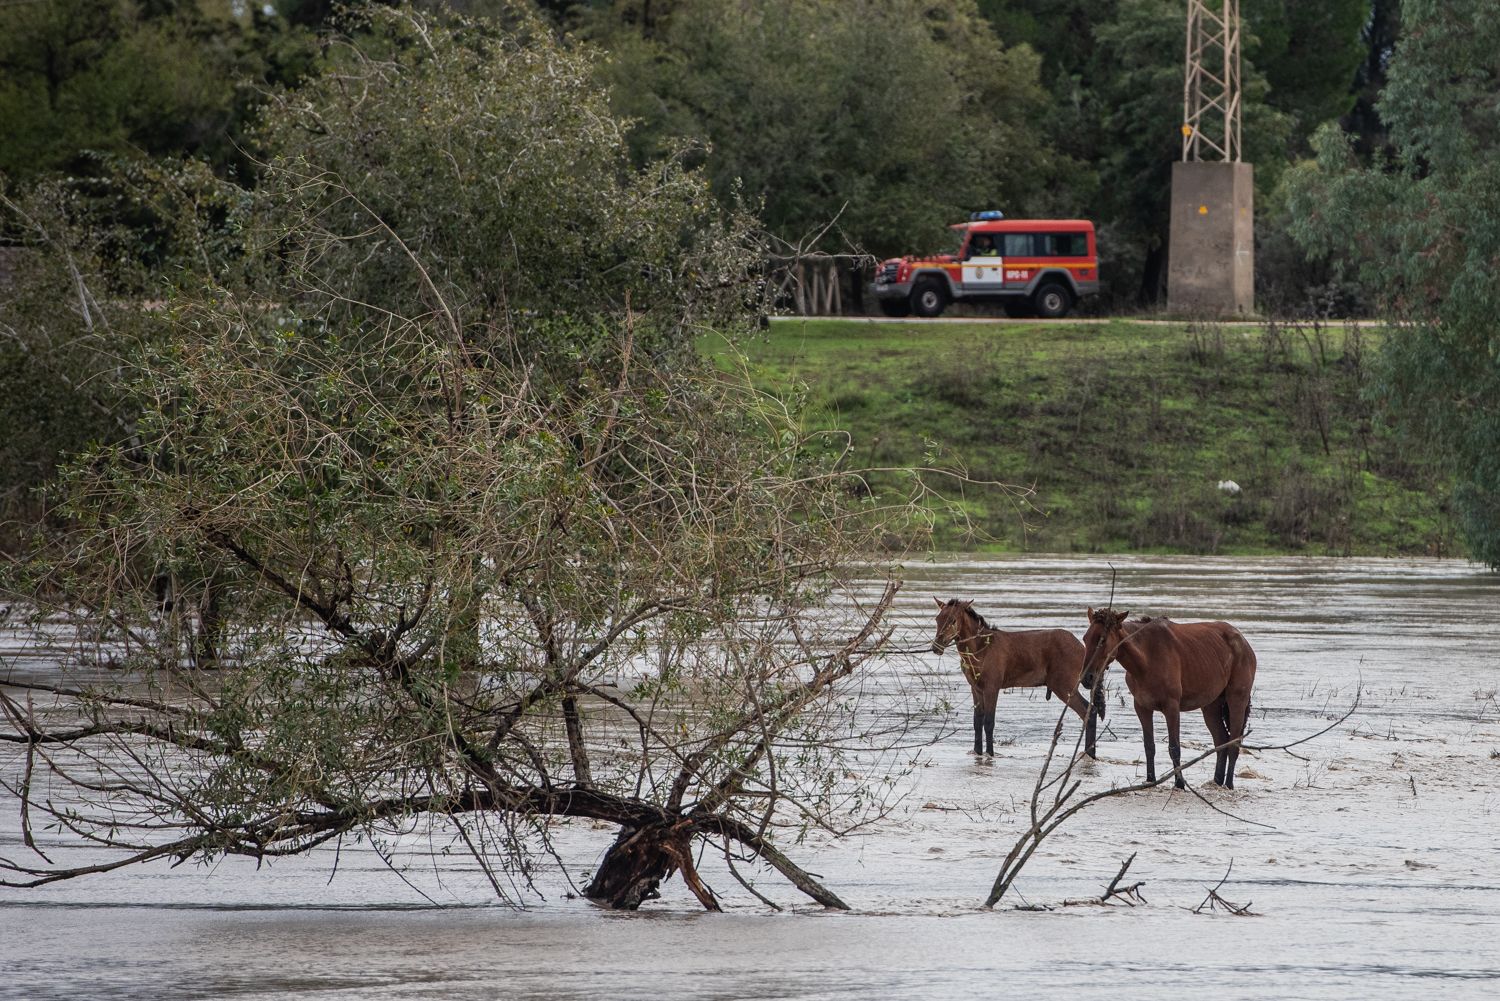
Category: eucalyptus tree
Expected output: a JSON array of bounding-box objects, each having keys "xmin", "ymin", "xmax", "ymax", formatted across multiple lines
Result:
[
  {"xmin": 1286, "ymin": 0, "xmax": 1500, "ymax": 567},
  {"xmin": 1, "ymin": 6, "xmax": 931, "ymax": 909}
]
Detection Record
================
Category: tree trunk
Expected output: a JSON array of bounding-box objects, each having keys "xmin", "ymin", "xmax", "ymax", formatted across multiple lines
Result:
[
  {"xmin": 1140, "ymin": 242, "xmax": 1167, "ymax": 306},
  {"xmin": 192, "ymin": 576, "xmax": 224, "ymax": 668},
  {"xmin": 584, "ymin": 820, "xmax": 719, "ymax": 911},
  {"xmin": 561, "ymin": 694, "xmax": 593, "ymax": 786}
]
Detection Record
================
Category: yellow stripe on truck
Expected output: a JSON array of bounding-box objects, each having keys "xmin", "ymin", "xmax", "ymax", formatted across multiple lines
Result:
[{"xmin": 913, "ymin": 260, "xmax": 1094, "ymax": 270}]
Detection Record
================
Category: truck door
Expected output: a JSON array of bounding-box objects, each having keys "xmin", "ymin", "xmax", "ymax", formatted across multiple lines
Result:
[
  {"xmin": 1001, "ymin": 233, "xmax": 1036, "ymax": 289},
  {"xmin": 960, "ymin": 235, "xmax": 1005, "ymax": 290}
]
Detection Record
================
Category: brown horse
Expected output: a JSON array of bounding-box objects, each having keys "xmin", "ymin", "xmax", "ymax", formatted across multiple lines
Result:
[
  {"xmin": 1080, "ymin": 608, "xmax": 1257, "ymax": 789},
  {"xmin": 931, "ymin": 598, "xmax": 1099, "ymax": 758}
]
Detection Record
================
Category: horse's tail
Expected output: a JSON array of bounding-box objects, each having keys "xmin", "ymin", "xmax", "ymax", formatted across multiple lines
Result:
[{"xmin": 1222, "ymin": 626, "xmax": 1255, "ymax": 739}]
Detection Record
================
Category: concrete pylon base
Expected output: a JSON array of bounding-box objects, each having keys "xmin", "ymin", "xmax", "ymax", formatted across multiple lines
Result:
[{"xmin": 1167, "ymin": 161, "xmax": 1254, "ymax": 317}]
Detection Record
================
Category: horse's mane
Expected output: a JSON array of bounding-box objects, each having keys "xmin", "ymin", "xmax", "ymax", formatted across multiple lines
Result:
[
  {"xmin": 1125, "ymin": 614, "xmax": 1170, "ymax": 633},
  {"xmin": 954, "ymin": 600, "xmax": 993, "ymax": 632}
]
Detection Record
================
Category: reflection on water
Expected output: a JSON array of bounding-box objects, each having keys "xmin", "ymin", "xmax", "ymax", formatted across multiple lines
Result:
[{"xmin": 4, "ymin": 555, "xmax": 1500, "ymax": 1000}]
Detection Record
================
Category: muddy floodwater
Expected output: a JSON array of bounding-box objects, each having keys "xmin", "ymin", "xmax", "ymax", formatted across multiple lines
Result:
[{"xmin": 4, "ymin": 555, "xmax": 1500, "ymax": 999}]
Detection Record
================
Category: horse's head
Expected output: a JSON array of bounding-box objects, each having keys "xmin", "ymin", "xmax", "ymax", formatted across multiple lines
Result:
[
  {"xmin": 931, "ymin": 597, "xmax": 974, "ymax": 654},
  {"xmin": 1081, "ymin": 606, "xmax": 1130, "ymax": 689}
]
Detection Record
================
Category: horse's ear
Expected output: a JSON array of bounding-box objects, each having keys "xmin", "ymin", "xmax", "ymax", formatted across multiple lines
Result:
[
  {"xmin": 960, "ymin": 599, "xmax": 973, "ymax": 609},
  {"xmin": 1118, "ymin": 609, "xmax": 1130, "ymax": 622},
  {"xmin": 1086, "ymin": 606, "xmax": 1095, "ymax": 622},
  {"xmin": 933, "ymin": 596, "xmax": 944, "ymax": 608}
]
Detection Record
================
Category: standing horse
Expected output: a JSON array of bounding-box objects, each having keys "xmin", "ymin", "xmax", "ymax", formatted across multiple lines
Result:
[
  {"xmin": 931, "ymin": 598, "xmax": 1099, "ymax": 758},
  {"xmin": 1080, "ymin": 608, "xmax": 1257, "ymax": 789}
]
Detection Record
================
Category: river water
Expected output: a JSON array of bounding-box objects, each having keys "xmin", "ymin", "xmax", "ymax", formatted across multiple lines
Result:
[{"xmin": 4, "ymin": 555, "xmax": 1500, "ymax": 999}]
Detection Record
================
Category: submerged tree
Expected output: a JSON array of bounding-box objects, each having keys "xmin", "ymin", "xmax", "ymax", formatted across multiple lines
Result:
[{"xmin": 0, "ymin": 7, "xmax": 932, "ymax": 909}]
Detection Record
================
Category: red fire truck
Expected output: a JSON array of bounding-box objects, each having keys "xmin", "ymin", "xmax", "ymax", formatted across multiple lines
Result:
[{"xmin": 869, "ymin": 212, "xmax": 1100, "ymax": 319}]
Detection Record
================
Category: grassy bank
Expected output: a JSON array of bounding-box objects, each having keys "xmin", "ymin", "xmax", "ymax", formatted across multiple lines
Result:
[{"xmin": 709, "ymin": 318, "xmax": 1455, "ymax": 556}]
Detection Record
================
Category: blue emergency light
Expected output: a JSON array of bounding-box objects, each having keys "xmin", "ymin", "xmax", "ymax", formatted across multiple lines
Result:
[{"xmin": 969, "ymin": 210, "xmax": 1005, "ymax": 221}]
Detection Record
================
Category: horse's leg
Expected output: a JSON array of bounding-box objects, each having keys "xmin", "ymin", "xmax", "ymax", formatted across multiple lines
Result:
[
  {"xmin": 983, "ymin": 687, "xmax": 1000, "ymax": 756},
  {"xmin": 1134, "ymin": 702, "xmax": 1156, "ymax": 783},
  {"xmin": 1224, "ymin": 691, "xmax": 1252, "ymax": 789},
  {"xmin": 1165, "ymin": 705, "xmax": 1185, "ymax": 789},
  {"xmin": 964, "ymin": 672, "xmax": 983, "ymax": 755},
  {"xmin": 1086, "ymin": 694, "xmax": 1099, "ymax": 760},
  {"xmin": 1221, "ymin": 700, "xmax": 1236, "ymax": 785},
  {"xmin": 1201, "ymin": 698, "xmax": 1232, "ymax": 786},
  {"xmin": 1060, "ymin": 688, "xmax": 1095, "ymax": 759},
  {"xmin": 1061, "ymin": 688, "xmax": 1090, "ymax": 722}
]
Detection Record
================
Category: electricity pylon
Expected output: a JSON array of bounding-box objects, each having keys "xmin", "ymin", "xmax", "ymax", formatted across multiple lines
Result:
[
  {"xmin": 1181, "ymin": 0, "xmax": 1242, "ymax": 163},
  {"xmin": 1168, "ymin": 0, "xmax": 1252, "ymax": 315}
]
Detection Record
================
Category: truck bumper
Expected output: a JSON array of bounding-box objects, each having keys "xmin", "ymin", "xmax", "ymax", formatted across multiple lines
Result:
[{"xmin": 869, "ymin": 281, "xmax": 912, "ymax": 300}]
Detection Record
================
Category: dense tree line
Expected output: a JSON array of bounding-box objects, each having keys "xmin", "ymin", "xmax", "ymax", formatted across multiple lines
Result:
[
  {"xmin": 0, "ymin": 0, "xmax": 1384, "ymax": 292},
  {"xmin": 0, "ymin": 0, "xmax": 317, "ymax": 184},
  {"xmin": 0, "ymin": 0, "xmax": 1389, "ymax": 305}
]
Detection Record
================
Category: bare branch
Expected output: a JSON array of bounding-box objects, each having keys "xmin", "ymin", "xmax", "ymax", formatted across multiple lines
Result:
[{"xmin": 1191, "ymin": 860, "xmax": 1256, "ymax": 916}]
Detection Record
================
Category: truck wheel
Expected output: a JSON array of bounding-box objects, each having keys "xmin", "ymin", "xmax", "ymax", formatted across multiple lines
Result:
[
  {"xmin": 910, "ymin": 279, "xmax": 947, "ymax": 318},
  {"xmin": 878, "ymin": 299, "xmax": 912, "ymax": 318},
  {"xmin": 1033, "ymin": 282, "xmax": 1072, "ymax": 319}
]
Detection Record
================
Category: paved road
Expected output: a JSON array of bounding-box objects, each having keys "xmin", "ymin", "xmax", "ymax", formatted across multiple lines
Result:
[{"xmin": 768, "ymin": 314, "xmax": 1385, "ymax": 327}]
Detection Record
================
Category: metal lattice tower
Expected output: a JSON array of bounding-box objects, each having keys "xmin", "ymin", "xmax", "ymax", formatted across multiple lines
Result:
[{"xmin": 1181, "ymin": 0, "xmax": 1242, "ymax": 162}]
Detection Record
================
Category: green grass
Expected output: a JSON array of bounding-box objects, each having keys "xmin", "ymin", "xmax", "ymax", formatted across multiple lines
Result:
[{"xmin": 706, "ymin": 318, "xmax": 1456, "ymax": 556}]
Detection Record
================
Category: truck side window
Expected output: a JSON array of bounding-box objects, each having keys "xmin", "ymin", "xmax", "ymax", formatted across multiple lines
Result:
[
  {"xmin": 968, "ymin": 234, "xmax": 999, "ymax": 257},
  {"xmin": 1053, "ymin": 232, "xmax": 1088, "ymax": 256},
  {"xmin": 1003, "ymin": 233, "xmax": 1035, "ymax": 256}
]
